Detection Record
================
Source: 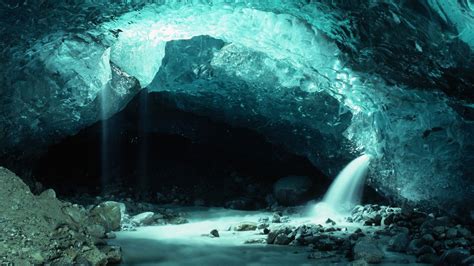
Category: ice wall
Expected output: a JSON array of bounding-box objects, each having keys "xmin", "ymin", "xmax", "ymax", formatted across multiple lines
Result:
[{"xmin": 0, "ymin": 1, "xmax": 473, "ymax": 214}]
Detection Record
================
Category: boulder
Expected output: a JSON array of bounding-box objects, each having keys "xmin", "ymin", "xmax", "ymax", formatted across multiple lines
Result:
[
  {"xmin": 353, "ymin": 237, "xmax": 384, "ymax": 264},
  {"xmin": 273, "ymin": 176, "xmax": 313, "ymax": 206},
  {"xmin": 210, "ymin": 229, "xmax": 219, "ymax": 237},
  {"xmin": 438, "ymin": 248, "xmax": 470, "ymax": 265},
  {"xmin": 388, "ymin": 232, "xmax": 410, "ymax": 252},
  {"xmin": 131, "ymin": 212, "xmax": 155, "ymax": 226},
  {"xmin": 89, "ymin": 201, "xmax": 122, "ymax": 232},
  {"xmin": 417, "ymin": 253, "xmax": 439, "ymax": 264}
]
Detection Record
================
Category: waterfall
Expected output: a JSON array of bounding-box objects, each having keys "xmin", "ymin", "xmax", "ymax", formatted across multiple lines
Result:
[{"xmin": 313, "ymin": 154, "xmax": 371, "ymax": 222}]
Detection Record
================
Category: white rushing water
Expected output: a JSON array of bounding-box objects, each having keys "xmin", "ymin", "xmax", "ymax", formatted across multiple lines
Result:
[{"xmin": 313, "ymin": 154, "xmax": 371, "ymax": 223}]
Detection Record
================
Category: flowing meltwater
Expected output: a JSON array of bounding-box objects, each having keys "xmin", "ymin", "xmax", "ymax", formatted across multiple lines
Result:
[{"xmin": 312, "ymin": 154, "xmax": 372, "ymax": 224}]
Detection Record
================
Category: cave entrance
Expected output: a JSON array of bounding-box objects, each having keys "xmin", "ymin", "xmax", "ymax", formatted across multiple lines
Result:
[
  {"xmin": 33, "ymin": 89, "xmax": 329, "ymax": 209},
  {"xmin": 32, "ymin": 35, "xmax": 386, "ymax": 210}
]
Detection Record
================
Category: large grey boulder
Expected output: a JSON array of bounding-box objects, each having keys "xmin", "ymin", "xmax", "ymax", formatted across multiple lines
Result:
[{"xmin": 89, "ymin": 201, "xmax": 123, "ymax": 232}]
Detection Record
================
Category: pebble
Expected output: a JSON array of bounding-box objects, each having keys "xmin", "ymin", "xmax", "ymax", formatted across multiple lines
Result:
[{"xmin": 210, "ymin": 229, "xmax": 219, "ymax": 238}]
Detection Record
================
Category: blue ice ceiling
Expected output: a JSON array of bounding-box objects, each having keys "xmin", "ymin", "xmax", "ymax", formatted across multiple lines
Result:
[{"xmin": 0, "ymin": 0, "xmax": 473, "ymax": 214}]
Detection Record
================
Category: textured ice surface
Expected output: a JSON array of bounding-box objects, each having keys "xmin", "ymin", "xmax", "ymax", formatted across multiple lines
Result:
[{"xmin": 0, "ymin": 1, "xmax": 473, "ymax": 214}]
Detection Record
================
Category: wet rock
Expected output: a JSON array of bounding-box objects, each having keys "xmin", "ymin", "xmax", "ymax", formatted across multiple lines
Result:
[
  {"xmin": 273, "ymin": 176, "xmax": 313, "ymax": 205},
  {"xmin": 407, "ymin": 238, "xmax": 423, "ymax": 254},
  {"xmin": 274, "ymin": 233, "xmax": 292, "ymax": 245},
  {"xmin": 325, "ymin": 218, "xmax": 336, "ymax": 226},
  {"xmin": 388, "ymin": 232, "xmax": 410, "ymax": 252},
  {"xmin": 421, "ymin": 233, "xmax": 435, "ymax": 245},
  {"xmin": 457, "ymin": 226, "xmax": 472, "ymax": 238},
  {"xmin": 462, "ymin": 255, "xmax": 474, "ymax": 265},
  {"xmin": 432, "ymin": 241, "xmax": 444, "ymax": 253},
  {"xmin": 267, "ymin": 226, "xmax": 293, "ymax": 244},
  {"xmin": 210, "ymin": 229, "xmax": 219, "ymax": 237},
  {"xmin": 271, "ymin": 213, "xmax": 281, "ymax": 223},
  {"xmin": 364, "ymin": 214, "xmax": 382, "ymax": 226},
  {"xmin": 446, "ymin": 228, "xmax": 459, "ymax": 239},
  {"xmin": 438, "ymin": 248, "xmax": 470, "ymax": 265},
  {"xmin": 383, "ymin": 213, "xmax": 395, "ymax": 225},
  {"xmin": 257, "ymin": 223, "xmax": 269, "ymax": 229},
  {"xmin": 233, "ymin": 222, "xmax": 257, "ymax": 231},
  {"xmin": 105, "ymin": 232, "xmax": 116, "ymax": 239},
  {"xmin": 416, "ymin": 245, "xmax": 436, "ymax": 256},
  {"xmin": 89, "ymin": 201, "xmax": 122, "ymax": 232},
  {"xmin": 417, "ymin": 253, "xmax": 439, "ymax": 264},
  {"xmin": 353, "ymin": 237, "xmax": 384, "ymax": 263},
  {"xmin": 131, "ymin": 212, "xmax": 155, "ymax": 226},
  {"xmin": 244, "ymin": 238, "xmax": 266, "ymax": 244}
]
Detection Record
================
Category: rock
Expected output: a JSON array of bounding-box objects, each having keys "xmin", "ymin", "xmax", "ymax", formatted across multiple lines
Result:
[
  {"xmin": 421, "ymin": 233, "xmax": 435, "ymax": 245},
  {"xmin": 105, "ymin": 232, "xmax": 116, "ymax": 239},
  {"xmin": 457, "ymin": 227, "xmax": 472, "ymax": 238},
  {"xmin": 86, "ymin": 224, "xmax": 106, "ymax": 238},
  {"xmin": 39, "ymin": 189, "xmax": 56, "ymax": 199},
  {"xmin": 438, "ymin": 248, "xmax": 470, "ymax": 265},
  {"xmin": 100, "ymin": 245, "xmax": 122, "ymax": 264},
  {"xmin": 432, "ymin": 241, "xmax": 444, "ymax": 252},
  {"xmin": 388, "ymin": 232, "xmax": 410, "ymax": 252},
  {"xmin": 89, "ymin": 201, "xmax": 122, "ymax": 232},
  {"xmin": 364, "ymin": 214, "xmax": 382, "ymax": 226},
  {"xmin": 446, "ymin": 227, "xmax": 459, "ymax": 239},
  {"xmin": 433, "ymin": 226, "xmax": 446, "ymax": 237},
  {"xmin": 274, "ymin": 233, "xmax": 292, "ymax": 245},
  {"xmin": 244, "ymin": 239, "xmax": 266, "ymax": 244},
  {"xmin": 80, "ymin": 248, "xmax": 108, "ymax": 265},
  {"xmin": 417, "ymin": 253, "xmax": 439, "ymax": 264},
  {"xmin": 210, "ymin": 229, "xmax": 219, "ymax": 237},
  {"xmin": 416, "ymin": 245, "xmax": 436, "ymax": 256},
  {"xmin": 273, "ymin": 176, "xmax": 313, "ymax": 205},
  {"xmin": 233, "ymin": 222, "xmax": 257, "ymax": 231},
  {"xmin": 63, "ymin": 206, "xmax": 86, "ymax": 224},
  {"xmin": 325, "ymin": 218, "xmax": 336, "ymax": 226},
  {"xmin": 30, "ymin": 251, "xmax": 45, "ymax": 264},
  {"xmin": 257, "ymin": 223, "xmax": 269, "ymax": 229},
  {"xmin": 272, "ymin": 213, "xmax": 281, "ymax": 223},
  {"xmin": 131, "ymin": 212, "xmax": 155, "ymax": 226},
  {"xmin": 267, "ymin": 226, "xmax": 292, "ymax": 244},
  {"xmin": 407, "ymin": 238, "xmax": 423, "ymax": 254},
  {"xmin": 383, "ymin": 213, "xmax": 395, "ymax": 225},
  {"xmin": 353, "ymin": 237, "xmax": 384, "ymax": 263},
  {"xmin": 462, "ymin": 255, "xmax": 474, "ymax": 265}
]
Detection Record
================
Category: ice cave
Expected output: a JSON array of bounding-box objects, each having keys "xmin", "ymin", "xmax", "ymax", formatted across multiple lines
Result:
[{"xmin": 0, "ymin": 0, "xmax": 474, "ymax": 265}]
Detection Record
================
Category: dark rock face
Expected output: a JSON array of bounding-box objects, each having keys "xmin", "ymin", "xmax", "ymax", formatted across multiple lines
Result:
[
  {"xmin": 0, "ymin": 1, "xmax": 473, "ymax": 215},
  {"xmin": 273, "ymin": 176, "xmax": 314, "ymax": 206}
]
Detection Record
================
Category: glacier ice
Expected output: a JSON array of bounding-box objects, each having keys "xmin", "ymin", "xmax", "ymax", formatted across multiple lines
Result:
[{"xmin": 0, "ymin": 1, "xmax": 473, "ymax": 214}]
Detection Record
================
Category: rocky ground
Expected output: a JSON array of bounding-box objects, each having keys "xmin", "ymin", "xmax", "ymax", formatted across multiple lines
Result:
[
  {"xmin": 258, "ymin": 205, "xmax": 474, "ymax": 265},
  {"xmin": 2, "ymin": 166, "xmax": 474, "ymax": 265},
  {"xmin": 0, "ymin": 167, "xmax": 187, "ymax": 265}
]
